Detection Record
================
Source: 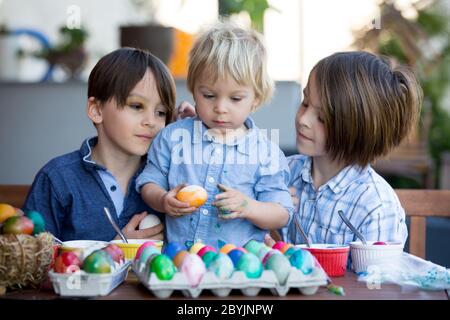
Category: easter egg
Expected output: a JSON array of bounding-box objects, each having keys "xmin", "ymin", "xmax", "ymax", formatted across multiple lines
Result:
[
  {"xmin": 54, "ymin": 251, "xmax": 81, "ymax": 273},
  {"xmin": 265, "ymin": 253, "xmax": 291, "ymax": 285},
  {"xmin": 150, "ymin": 254, "xmax": 176, "ymax": 280},
  {"xmin": 227, "ymin": 248, "xmax": 245, "ymax": 267},
  {"xmin": 262, "ymin": 249, "xmax": 280, "ymax": 267},
  {"xmin": 163, "ymin": 242, "xmax": 186, "ymax": 259},
  {"xmin": 180, "ymin": 253, "xmax": 206, "ymax": 286},
  {"xmin": 139, "ymin": 246, "xmax": 160, "ymax": 265},
  {"xmin": 135, "ymin": 240, "xmax": 157, "ymax": 260},
  {"xmin": 244, "ymin": 239, "xmax": 264, "ymax": 255},
  {"xmin": 201, "ymin": 251, "xmax": 217, "ymax": 268},
  {"xmin": 284, "ymin": 246, "xmax": 297, "ymax": 258},
  {"xmin": 236, "ymin": 253, "xmax": 263, "ymax": 279},
  {"xmin": 280, "ymin": 243, "xmax": 293, "ymax": 254},
  {"xmin": 103, "ymin": 244, "xmax": 124, "ymax": 263},
  {"xmin": 138, "ymin": 214, "xmax": 161, "ymax": 230},
  {"xmin": 83, "ymin": 250, "xmax": 114, "ymax": 274},
  {"xmin": 289, "ymin": 248, "xmax": 314, "ymax": 275},
  {"xmin": 25, "ymin": 210, "xmax": 45, "ymax": 234},
  {"xmin": 257, "ymin": 246, "xmax": 271, "ymax": 260},
  {"xmin": 2, "ymin": 216, "xmax": 34, "ymax": 235},
  {"xmin": 373, "ymin": 241, "xmax": 387, "ymax": 245},
  {"xmin": 272, "ymin": 241, "xmax": 287, "ymax": 251},
  {"xmin": 189, "ymin": 242, "xmax": 206, "ymax": 254},
  {"xmin": 176, "ymin": 185, "xmax": 208, "ymax": 207},
  {"xmin": 219, "ymin": 243, "xmax": 236, "ymax": 254},
  {"xmin": 208, "ymin": 253, "xmax": 234, "ymax": 279},
  {"xmin": 173, "ymin": 250, "xmax": 189, "ymax": 268},
  {"xmin": 197, "ymin": 245, "xmax": 216, "ymax": 258},
  {"xmin": 0, "ymin": 203, "xmax": 17, "ymax": 223}
]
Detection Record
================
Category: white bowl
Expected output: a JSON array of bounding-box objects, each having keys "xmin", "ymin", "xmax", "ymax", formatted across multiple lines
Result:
[
  {"xmin": 61, "ymin": 240, "xmax": 109, "ymax": 260},
  {"xmin": 350, "ymin": 241, "xmax": 404, "ymax": 273}
]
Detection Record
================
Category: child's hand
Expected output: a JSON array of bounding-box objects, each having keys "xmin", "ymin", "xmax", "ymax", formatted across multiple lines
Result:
[
  {"xmin": 213, "ymin": 184, "xmax": 255, "ymax": 220},
  {"xmin": 115, "ymin": 211, "xmax": 164, "ymax": 240},
  {"xmin": 173, "ymin": 101, "xmax": 196, "ymax": 121},
  {"xmin": 162, "ymin": 184, "xmax": 198, "ymax": 217},
  {"xmin": 289, "ymin": 186, "xmax": 299, "ymax": 208}
]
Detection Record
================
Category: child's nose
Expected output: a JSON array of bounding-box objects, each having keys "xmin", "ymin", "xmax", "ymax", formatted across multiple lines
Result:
[
  {"xmin": 214, "ymin": 99, "xmax": 228, "ymax": 113},
  {"xmin": 142, "ymin": 111, "xmax": 156, "ymax": 127}
]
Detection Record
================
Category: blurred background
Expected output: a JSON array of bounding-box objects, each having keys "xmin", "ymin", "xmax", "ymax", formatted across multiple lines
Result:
[{"xmin": 0, "ymin": 0, "xmax": 449, "ymax": 265}]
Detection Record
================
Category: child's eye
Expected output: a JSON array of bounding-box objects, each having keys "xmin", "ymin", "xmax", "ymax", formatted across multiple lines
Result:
[
  {"xmin": 128, "ymin": 104, "xmax": 143, "ymax": 110},
  {"xmin": 203, "ymin": 94, "xmax": 215, "ymax": 99},
  {"xmin": 156, "ymin": 110, "xmax": 167, "ymax": 117},
  {"xmin": 231, "ymin": 97, "xmax": 243, "ymax": 102}
]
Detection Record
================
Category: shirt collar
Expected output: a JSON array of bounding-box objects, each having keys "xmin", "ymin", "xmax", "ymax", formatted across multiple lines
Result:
[
  {"xmin": 192, "ymin": 117, "xmax": 258, "ymax": 155},
  {"xmin": 300, "ymin": 156, "xmax": 369, "ymax": 194}
]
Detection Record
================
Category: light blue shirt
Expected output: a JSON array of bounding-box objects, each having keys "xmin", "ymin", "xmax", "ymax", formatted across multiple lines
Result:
[
  {"xmin": 136, "ymin": 116, "xmax": 293, "ymax": 248},
  {"xmin": 282, "ymin": 155, "xmax": 408, "ymax": 246}
]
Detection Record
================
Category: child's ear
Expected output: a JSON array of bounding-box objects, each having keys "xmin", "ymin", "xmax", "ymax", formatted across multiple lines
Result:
[
  {"xmin": 251, "ymin": 97, "xmax": 261, "ymax": 111},
  {"xmin": 86, "ymin": 97, "xmax": 103, "ymax": 124}
]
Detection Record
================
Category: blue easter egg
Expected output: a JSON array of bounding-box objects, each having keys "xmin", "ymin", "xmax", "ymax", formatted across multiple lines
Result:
[
  {"xmin": 163, "ymin": 242, "xmax": 186, "ymax": 260},
  {"xmin": 227, "ymin": 249, "xmax": 245, "ymax": 267},
  {"xmin": 289, "ymin": 248, "xmax": 314, "ymax": 275},
  {"xmin": 236, "ymin": 253, "xmax": 263, "ymax": 279}
]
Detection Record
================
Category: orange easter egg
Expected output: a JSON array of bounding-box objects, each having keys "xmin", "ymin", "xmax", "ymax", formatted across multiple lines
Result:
[
  {"xmin": 176, "ymin": 185, "xmax": 208, "ymax": 207},
  {"xmin": 219, "ymin": 243, "xmax": 236, "ymax": 255},
  {"xmin": 0, "ymin": 203, "xmax": 17, "ymax": 223},
  {"xmin": 173, "ymin": 250, "xmax": 189, "ymax": 268}
]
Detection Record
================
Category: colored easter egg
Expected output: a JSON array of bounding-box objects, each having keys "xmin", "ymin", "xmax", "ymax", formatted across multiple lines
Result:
[
  {"xmin": 2, "ymin": 216, "xmax": 34, "ymax": 235},
  {"xmin": 289, "ymin": 248, "xmax": 314, "ymax": 275},
  {"xmin": 244, "ymin": 239, "xmax": 264, "ymax": 255},
  {"xmin": 176, "ymin": 185, "xmax": 208, "ymax": 207},
  {"xmin": 189, "ymin": 242, "xmax": 206, "ymax": 254},
  {"xmin": 163, "ymin": 242, "xmax": 186, "ymax": 259},
  {"xmin": 227, "ymin": 248, "xmax": 245, "ymax": 267},
  {"xmin": 272, "ymin": 241, "xmax": 287, "ymax": 251},
  {"xmin": 139, "ymin": 246, "xmax": 160, "ymax": 265},
  {"xmin": 208, "ymin": 253, "xmax": 234, "ymax": 279},
  {"xmin": 25, "ymin": 210, "xmax": 45, "ymax": 234},
  {"xmin": 219, "ymin": 243, "xmax": 236, "ymax": 254},
  {"xmin": 180, "ymin": 253, "xmax": 206, "ymax": 286},
  {"xmin": 265, "ymin": 253, "xmax": 291, "ymax": 285},
  {"xmin": 197, "ymin": 245, "xmax": 216, "ymax": 257},
  {"xmin": 234, "ymin": 247, "xmax": 248, "ymax": 253},
  {"xmin": 83, "ymin": 250, "xmax": 113, "ymax": 274},
  {"xmin": 284, "ymin": 246, "xmax": 296, "ymax": 258},
  {"xmin": 257, "ymin": 246, "xmax": 271, "ymax": 260},
  {"xmin": 135, "ymin": 241, "xmax": 157, "ymax": 260},
  {"xmin": 262, "ymin": 249, "xmax": 280, "ymax": 266},
  {"xmin": 280, "ymin": 243, "xmax": 293, "ymax": 254},
  {"xmin": 173, "ymin": 250, "xmax": 189, "ymax": 268},
  {"xmin": 0, "ymin": 203, "xmax": 16, "ymax": 223},
  {"xmin": 150, "ymin": 254, "xmax": 176, "ymax": 280},
  {"xmin": 201, "ymin": 251, "xmax": 217, "ymax": 268},
  {"xmin": 236, "ymin": 253, "xmax": 263, "ymax": 279},
  {"xmin": 373, "ymin": 241, "xmax": 387, "ymax": 245}
]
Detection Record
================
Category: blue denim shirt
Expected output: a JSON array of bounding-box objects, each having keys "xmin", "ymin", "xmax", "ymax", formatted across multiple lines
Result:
[
  {"xmin": 136, "ymin": 117, "xmax": 293, "ymax": 248},
  {"xmin": 23, "ymin": 137, "xmax": 164, "ymax": 241}
]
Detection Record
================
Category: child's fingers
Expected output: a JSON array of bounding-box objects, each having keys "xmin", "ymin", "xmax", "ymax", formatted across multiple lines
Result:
[
  {"xmin": 218, "ymin": 211, "xmax": 239, "ymax": 220},
  {"xmin": 264, "ymin": 233, "xmax": 276, "ymax": 247},
  {"xmin": 168, "ymin": 196, "xmax": 191, "ymax": 208}
]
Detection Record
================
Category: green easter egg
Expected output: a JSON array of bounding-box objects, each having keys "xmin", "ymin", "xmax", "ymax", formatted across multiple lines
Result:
[
  {"xmin": 150, "ymin": 254, "xmax": 176, "ymax": 280},
  {"xmin": 236, "ymin": 253, "xmax": 263, "ymax": 279}
]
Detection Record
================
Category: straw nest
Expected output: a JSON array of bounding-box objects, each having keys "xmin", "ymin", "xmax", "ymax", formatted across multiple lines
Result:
[{"xmin": 0, "ymin": 232, "xmax": 53, "ymax": 291}]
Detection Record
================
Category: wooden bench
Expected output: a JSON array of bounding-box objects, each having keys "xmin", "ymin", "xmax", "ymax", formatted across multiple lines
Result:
[{"xmin": 1, "ymin": 185, "xmax": 449, "ymax": 259}]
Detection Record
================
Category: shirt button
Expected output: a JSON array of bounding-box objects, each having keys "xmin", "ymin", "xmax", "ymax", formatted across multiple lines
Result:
[
  {"xmin": 208, "ymin": 176, "xmax": 215, "ymax": 183},
  {"xmin": 110, "ymin": 185, "xmax": 117, "ymax": 192},
  {"xmin": 202, "ymin": 209, "xmax": 208, "ymax": 215}
]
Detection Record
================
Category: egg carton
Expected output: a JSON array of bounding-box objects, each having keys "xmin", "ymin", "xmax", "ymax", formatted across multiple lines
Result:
[
  {"xmin": 132, "ymin": 261, "xmax": 328, "ymax": 298},
  {"xmin": 48, "ymin": 261, "xmax": 131, "ymax": 297}
]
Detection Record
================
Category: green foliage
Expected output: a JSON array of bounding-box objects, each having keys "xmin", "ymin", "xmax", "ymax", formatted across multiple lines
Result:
[
  {"xmin": 36, "ymin": 26, "xmax": 88, "ymax": 59},
  {"xmin": 218, "ymin": 0, "xmax": 278, "ymax": 33}
]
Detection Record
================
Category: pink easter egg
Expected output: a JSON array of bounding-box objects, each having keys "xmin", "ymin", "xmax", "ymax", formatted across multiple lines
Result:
[
  {"xmin": 197, "ymin": 245, "xmax": 216, "ymax": 257},
  {"xmin": 135, "ymin": 241, "xmax": 157, "ymax": 260},
  {"xmin": 272, "ymin": 241, "xmax": 287, "ymax": 251}
]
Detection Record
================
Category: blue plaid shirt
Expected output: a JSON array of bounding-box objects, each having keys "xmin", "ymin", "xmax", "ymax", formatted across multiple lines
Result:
[
  {"xmin": 23, "ymin": 137, "xmax": 163, "ymax": 241},
  {"xmin": 136, "ymin": 116, "xmax": 293, "ymax": 248},
  {"xmin": 282, "ymin": 155, "xmax": 408, "ymax": 245}
]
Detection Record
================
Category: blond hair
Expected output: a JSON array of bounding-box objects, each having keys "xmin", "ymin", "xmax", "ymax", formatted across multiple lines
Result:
[{"xmin": 187, "ymin": 21, "xmax": 273, "ymax": 108}]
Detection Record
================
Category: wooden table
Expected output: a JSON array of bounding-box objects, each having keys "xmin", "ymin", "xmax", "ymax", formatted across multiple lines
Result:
[{"xmin": 1, "ymin": 272, "xmax": 448, "ymax": 300}]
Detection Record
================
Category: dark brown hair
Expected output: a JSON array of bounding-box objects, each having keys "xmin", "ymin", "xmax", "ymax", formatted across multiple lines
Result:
[
  {"xmin": 88, "ymin": 47, "xmax": 175, "ymax": 124},
  {"xmin": 313, "ymin": 51, "xmax": 422, "ymax": 167}
]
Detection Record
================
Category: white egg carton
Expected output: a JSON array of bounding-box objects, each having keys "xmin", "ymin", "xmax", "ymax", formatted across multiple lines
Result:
[
  {"xmin": 49, "ymin": 261, "xmax": 131, "ymax": 297},
  {"xmin": 132, "ymin": 261, "xmax": 328, "ymax": 298}
]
